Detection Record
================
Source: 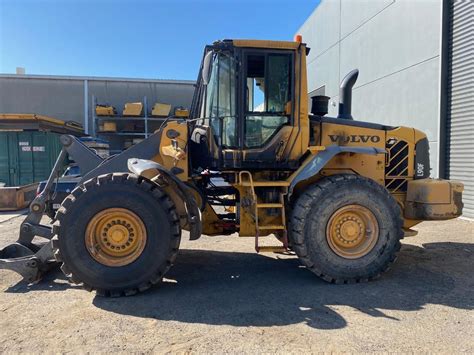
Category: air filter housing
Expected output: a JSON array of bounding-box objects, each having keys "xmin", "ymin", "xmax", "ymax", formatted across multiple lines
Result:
[{"xmin": 310, "ymin": 95, "xmax": 330, "ymax": 116}]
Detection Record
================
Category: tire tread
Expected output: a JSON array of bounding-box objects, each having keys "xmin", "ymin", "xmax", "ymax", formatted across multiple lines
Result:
[
  {"xmin": 52, "ymin": 173, "xmax": 181, "ymax": 297},
  {"xmin": 289, "ymin": 174, "xmax": 404, "ymax": 284}
]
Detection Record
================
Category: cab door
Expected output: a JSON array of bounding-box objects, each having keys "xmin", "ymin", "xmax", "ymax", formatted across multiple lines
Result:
[{"xmin": 236, "ymin": 49, "xmax": 296, "ymax": 169}]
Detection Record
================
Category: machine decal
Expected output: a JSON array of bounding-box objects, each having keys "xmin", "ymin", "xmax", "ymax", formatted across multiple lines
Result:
[{"xmin": 328, "ymin": 134, "xmax": 381, "ymax": 144}]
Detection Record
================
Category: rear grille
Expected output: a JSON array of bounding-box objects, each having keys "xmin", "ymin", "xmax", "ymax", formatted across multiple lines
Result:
[{"xmin": 385, "ymin": 139, "xmax": 409, "ymax": 192}]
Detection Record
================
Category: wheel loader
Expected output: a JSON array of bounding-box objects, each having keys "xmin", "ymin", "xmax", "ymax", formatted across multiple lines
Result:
[{"xmin": 0, "ymin": 38, "xmax": 464, "ymax": 296}]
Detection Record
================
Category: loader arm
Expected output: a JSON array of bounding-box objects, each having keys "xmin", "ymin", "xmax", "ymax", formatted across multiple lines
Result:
[{"xmin": 20, "ymin": 135, "xmax": 103, "ymax": 245}]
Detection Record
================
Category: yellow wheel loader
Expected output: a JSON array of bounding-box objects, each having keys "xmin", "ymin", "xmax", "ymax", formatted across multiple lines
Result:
[{"xmin": 0, "ymin": 38, "xmax": 464, "ymax": 296}]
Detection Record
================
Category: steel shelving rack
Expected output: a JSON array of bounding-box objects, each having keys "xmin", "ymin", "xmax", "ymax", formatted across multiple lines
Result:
[{"xmin": 91, "ymin": 95, "xmax": 167, "ymax": 152}]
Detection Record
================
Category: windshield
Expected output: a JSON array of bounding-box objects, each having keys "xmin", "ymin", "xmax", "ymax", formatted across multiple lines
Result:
[{"xmin": 202, "ymin": 51, "xmax": 236, "ymax": 148}]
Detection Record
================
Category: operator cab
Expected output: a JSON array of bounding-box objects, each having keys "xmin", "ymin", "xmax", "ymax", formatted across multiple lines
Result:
[{"xmin": 190, "ymin": 39, "xmax": 309, "ymax": 171}]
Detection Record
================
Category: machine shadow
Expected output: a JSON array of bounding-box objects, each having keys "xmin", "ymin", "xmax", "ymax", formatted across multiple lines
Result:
[
  {"xmin": 93, "ymin": 241, "xmax": 473, "ymax": 330},
  {"xmin": 4, "ymin": 268, "xmax": 81, "ymax": 293}
]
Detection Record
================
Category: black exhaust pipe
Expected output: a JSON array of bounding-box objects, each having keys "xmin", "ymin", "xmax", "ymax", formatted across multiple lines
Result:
[{"xmin": 337, "ymin": 69, "xmax": 359, "ymax": 120}]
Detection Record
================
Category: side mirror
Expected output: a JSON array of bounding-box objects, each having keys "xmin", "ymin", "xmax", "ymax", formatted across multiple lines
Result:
[{"xmin": 201, "ymin": 51, "xmax": 213, "ymax": 85}]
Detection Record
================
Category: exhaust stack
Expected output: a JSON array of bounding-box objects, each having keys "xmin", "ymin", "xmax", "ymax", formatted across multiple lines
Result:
[{"xmin": 337, "ymin": 69, "xmax": 359, "ymax": 120}]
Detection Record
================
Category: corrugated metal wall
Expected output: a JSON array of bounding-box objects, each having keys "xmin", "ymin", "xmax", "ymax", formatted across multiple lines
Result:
[
  {"xmin": 0, "ymin": 77, "xmax": 85, "ymax": 123},
  {"xmin": 446, "ymin": 1, "xmax": 474, "ymax": 218},
  {"xmin": 0, "ymin": 75, "xmax": 195, "ymax": 134}
]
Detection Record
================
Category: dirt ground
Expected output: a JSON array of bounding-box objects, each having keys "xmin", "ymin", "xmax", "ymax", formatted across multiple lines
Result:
[{"xmin": 0, "ymin": 213, "xmax": 473, "ymax": 353}]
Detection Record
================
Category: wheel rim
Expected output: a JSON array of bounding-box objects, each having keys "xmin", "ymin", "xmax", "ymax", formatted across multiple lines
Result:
[
  {"xmin": 85, "ymin": 208, "xmax": 147, "ymax": 267},
  {"xmin": 326, "ymin": 204, "xmax": 379, "ymax": 259}
]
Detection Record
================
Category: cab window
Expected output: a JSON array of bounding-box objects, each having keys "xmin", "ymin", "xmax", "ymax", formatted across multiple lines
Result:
[
  {"xmin": 245, "ymin": 53, "xmax": 292, "ymax": 148},
  {"xmin": 203, "ymin": 52, "xmax": 237, "ymax": 147}
]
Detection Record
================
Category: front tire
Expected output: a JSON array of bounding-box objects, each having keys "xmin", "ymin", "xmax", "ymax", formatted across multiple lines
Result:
[
  {"xmin": 289, "ymin": 174, "xmax": 403, "ymax": 283},
  {"xmin": 52, "ymin": 173, "xmax": 181, "ymax": 296}
]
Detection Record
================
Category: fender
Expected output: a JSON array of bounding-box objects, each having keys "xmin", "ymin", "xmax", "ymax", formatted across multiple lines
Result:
[
  {"xmin": 127, "ymin": 158, "xmax": 202, "ymax": 241},
  {"xmin": 288, "ymin": 145, "xmax": 386, "ymax": 198},
  {"xmin": 79, "ymin": 132, "xmax": 162, "ymax": 183}
]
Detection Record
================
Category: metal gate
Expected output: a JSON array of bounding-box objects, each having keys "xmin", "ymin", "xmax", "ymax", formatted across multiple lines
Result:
[{"xmin": 446, "ymin": 0, "xmax": 474, "ymax": 218}]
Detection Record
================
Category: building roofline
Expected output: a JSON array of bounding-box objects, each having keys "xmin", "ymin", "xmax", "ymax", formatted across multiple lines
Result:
[{"xmin": 0, "ymin": 73, "xmax": 195, "ymax": 85}]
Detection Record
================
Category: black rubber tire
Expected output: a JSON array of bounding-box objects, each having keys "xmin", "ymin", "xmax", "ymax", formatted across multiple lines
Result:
[
  {"xmin": 289, "ymin": 174, "xmax": 403, "ymax": 284},
  {"xmin": 51, "ymin": 173, "xmax": 181, "ymax": 297}
]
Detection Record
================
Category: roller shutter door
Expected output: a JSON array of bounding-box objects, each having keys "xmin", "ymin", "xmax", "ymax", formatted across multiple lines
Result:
[{"xmin": 446, "ymin": 0, "xmax": 474, "ymax": 218}]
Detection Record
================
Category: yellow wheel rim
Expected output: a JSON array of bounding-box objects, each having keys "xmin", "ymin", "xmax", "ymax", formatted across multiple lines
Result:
[
  {"xmin": 85, "ymin": 208, "xmax": 147, "ymax": 267},
  {"xmin": 326, "ymin": 204, "xmax": 379, "ymax": 259}
]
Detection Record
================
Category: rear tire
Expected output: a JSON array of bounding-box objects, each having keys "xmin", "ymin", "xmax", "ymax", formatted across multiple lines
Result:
[
  {"xmin": 52, "ymin": 173, "xmax": 181, "ymax": 296},
  {"xmin": 289, "ymin": 174, "xmax": 403, "ymax": 283}
]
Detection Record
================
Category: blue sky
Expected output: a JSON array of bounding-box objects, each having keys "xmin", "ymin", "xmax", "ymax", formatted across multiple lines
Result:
[{"xmin": 0, "ymin": 0, "xmax": 319, "ymax": 80}]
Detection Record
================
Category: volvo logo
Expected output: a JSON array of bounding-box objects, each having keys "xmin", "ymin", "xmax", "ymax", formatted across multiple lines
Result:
[{"xmin": 328, "ymin": 134, "xmax": 381, "ymax": 143}]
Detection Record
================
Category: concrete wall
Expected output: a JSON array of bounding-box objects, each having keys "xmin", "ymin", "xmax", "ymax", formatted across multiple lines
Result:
[
  {"xmin": 298, "ymin": 0, "xmax": 442, "ymax": 177},
  {"xmin": 0, "ymin": 75, "xmax": 195, "ymax": 135}
]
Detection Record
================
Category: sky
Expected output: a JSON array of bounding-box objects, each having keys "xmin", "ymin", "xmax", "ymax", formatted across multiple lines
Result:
[{"xmin": 0, "ymin": 0, "xmax": 319, "ymax": 80}]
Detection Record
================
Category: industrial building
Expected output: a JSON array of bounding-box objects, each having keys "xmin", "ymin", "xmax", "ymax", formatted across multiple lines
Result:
[
  {"xmin": 297, "ymin": 0, "xmax": 473, "ymax": 218},
  {"xmin": 0, "ymin": 74, "xmax": 195, "ymax": 135}
]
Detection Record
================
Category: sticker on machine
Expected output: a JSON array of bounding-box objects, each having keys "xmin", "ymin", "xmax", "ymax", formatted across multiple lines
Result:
[
  {"xmin": 33, "ymin": 146, "xmax": 45, "ymax": 152},
  {"xmin": 19, "ymin": 141, "xmax": 29, "ymax": 146},
  {"xmin": 21, "ymin": 146, "xmax": 31, "ymax": 152}
]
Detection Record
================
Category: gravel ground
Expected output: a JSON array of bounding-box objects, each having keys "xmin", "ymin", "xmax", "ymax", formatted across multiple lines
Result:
[{"xmin": 0, "ymin": 213, "xmax": 473, "ymax": 353}]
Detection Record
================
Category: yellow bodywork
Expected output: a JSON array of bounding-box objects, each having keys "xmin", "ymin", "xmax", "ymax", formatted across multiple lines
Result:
[
  {"xmin": 146, "ymin": 39, "xmax": 463, "ymax": 241},
  {"xmin": 405, "ymin": 179, "xmax": 464, "ymax": 220},
  {"xmin": 233, "ymin": 39, "xmax": 300, "ymax": 50}
]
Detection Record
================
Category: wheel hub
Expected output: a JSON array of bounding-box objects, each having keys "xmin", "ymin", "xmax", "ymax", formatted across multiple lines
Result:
[
  {"xmin": 327, "ymin": 205, "xmax": 379, "ymax": 259},
  {"xmin": 85, "ymin": 208, "xmax": 147, "ymax": 267}
]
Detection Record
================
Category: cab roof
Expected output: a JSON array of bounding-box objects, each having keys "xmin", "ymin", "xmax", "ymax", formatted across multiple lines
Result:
[{"xmin": 213, "ymin": 39, "xmax": 302, "ymax": 51}]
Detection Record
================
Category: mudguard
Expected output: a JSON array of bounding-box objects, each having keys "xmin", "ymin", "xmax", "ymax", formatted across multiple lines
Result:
[
  {"xmin": 288, "ymin": 145, "xmax": 386, "ymax": 198},
  {"xmin": 127, "ymin": 158, "xmax": 202, "ymax": 241}
]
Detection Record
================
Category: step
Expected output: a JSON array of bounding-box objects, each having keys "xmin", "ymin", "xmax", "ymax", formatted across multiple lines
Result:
[
  {"xmin": 256, "ymin": 203, "xmax": 284, "ymax": 208},
  {"xmin": 258, "ymin": 225, "xmax": 286, "ymax": 230},
  {"xmin": 257, "ymin": 246, "xmax": 287, "ymax": 253},
  {"xmin": 240, "ymin": 180, "xmax": 290, "ymax": 187}
]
